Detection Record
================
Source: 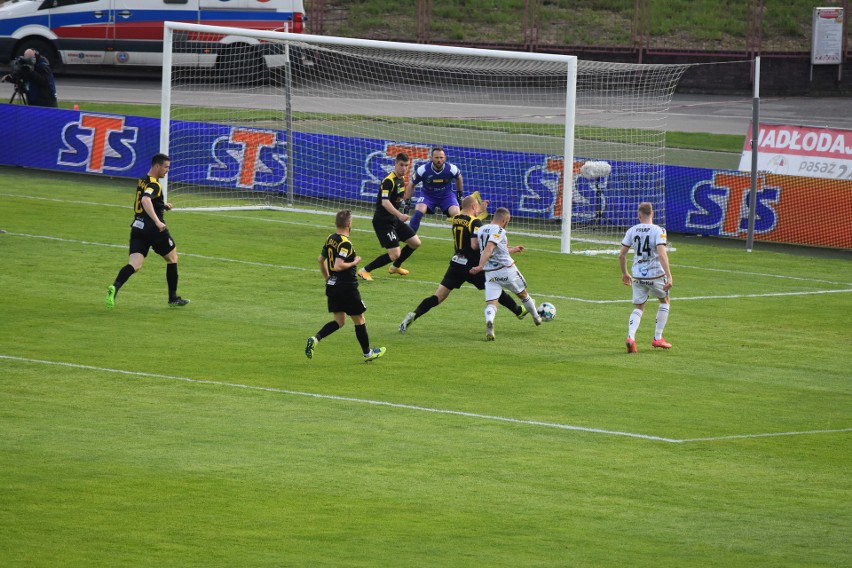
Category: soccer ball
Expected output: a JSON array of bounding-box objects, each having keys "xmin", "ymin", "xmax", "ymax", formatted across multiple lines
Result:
[{"xmin": 537, "ymin": 302, "xmax": 556, "ymax": 322}]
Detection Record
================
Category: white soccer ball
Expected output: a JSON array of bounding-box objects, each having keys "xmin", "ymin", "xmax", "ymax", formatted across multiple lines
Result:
[{"xmin": 537, "ymin": 302, "xmax": 556, "ymax": 322}]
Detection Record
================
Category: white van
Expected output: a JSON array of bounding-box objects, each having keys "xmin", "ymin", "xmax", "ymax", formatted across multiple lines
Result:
[{"xmin": 0, "ymin": 0, "xmax": 306, "ymax": 68}]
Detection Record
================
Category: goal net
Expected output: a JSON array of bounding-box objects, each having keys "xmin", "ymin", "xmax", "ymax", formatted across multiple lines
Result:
[{"xmin": 161, "ymin": 23, "xmax": 691, "ymax": 252}]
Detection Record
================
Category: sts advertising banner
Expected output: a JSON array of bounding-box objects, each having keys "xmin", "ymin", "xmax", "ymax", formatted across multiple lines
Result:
[
  {"xmin": 3, "ymin": 105, "xmax": 850, "ymax": 249},
  {"xmin": 666, "ymin": 167, "xmax": 852, "ymax": 249}
]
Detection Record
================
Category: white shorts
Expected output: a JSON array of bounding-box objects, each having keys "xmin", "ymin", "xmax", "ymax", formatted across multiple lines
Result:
[
  {"xmin": 484, "ymin": 265, "xmax": 528, "ymax": 301},
  {"xmin": 632, "ymin": 276, "xmax": 669, "ymax": 305}
]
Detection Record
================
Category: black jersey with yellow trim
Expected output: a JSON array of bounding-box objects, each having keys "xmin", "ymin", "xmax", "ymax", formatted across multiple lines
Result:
[
  {"xmin": 450, "ymin": 213, "xmax": 483, "ymax": 262},
  {"xmin": 373, "ymin": 170, "xmax": 406, "ymax": 221},
  {"xmin": 321, "ymin": 232, "xmax": 358, "ymax": 286},
  {"xmin": 133, "ymin": 175, "xmax": 166, "ymax": 222}
]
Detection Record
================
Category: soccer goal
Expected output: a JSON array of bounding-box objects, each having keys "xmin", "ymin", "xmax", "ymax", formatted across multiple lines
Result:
[{"xmin": 161, "ymin": 22, "xmax": 692, "ymax": 252}]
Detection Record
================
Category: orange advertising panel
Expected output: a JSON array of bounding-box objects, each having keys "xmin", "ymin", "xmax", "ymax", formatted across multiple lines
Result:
[
  {"xmin": 760, "ymin": 173, "xmax": 852, "ymax": 248},
  {"xmin": 679, "ymin": 169, "xmax": 852, "ymax": 249},
  {"xmin": 704, "ymin": 172, "xmax": 852, "ymax": 249}
]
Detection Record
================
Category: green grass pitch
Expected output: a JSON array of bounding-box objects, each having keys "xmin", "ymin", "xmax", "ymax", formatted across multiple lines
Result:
[{"xmin": 1, "ymin": 167, "xmax": 850, "ymax": 567}]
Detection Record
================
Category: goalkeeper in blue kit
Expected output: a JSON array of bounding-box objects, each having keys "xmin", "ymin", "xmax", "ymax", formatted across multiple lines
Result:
[{"xmin": 403, "ymin": 146, "xmax": 463, "ymax": 233}]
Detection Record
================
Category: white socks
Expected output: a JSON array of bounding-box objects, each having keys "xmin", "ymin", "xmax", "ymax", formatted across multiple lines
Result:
[
  {"xmin": 521, "ymin": 296, "xmax": 537, "ymax": 318},
  {"xmin": 484, "ymin": 304, "xmax": 497, "ymax": 323},
  {"xmin": 628, "ymin": 308, "xmax": 643, "ymax": 340},
  {"xmin": 655, "ymin": 304, "xmax": 670, "ymax": 340}
]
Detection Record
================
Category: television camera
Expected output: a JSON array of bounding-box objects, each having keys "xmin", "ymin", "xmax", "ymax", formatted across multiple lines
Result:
[{"xmin": 2, "ymin": 55, "xmax": 36, "ymax": 104}]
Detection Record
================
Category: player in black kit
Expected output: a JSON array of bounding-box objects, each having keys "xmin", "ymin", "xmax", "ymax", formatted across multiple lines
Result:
[
  {"xmin": 358, "ymin": 152, "xmax": 421, "ymax": 281},
  {"xmin": 105, "ymin": 153, "xmax": 189, "ymax": 309},
  {"xmin": 306, "ymin": 209, "xmax": 386, "ymax": 362},
  {"xmin": 398, "ymin": 195, "xmax": 526, "ymax": 332}
]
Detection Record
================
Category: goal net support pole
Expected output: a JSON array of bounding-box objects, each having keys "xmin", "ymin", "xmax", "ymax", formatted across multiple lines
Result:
[
  {"xmin": 562, "ymin": 60, "xmax": 577, "ymax": 253},
  {"xmin": 160, "ymin": 24, "xmax": 174, "ymax": 202}
]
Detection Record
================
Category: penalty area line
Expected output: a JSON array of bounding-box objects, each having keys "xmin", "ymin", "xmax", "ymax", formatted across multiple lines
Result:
[{"xmin": 0, "ymin": 354, "xmax": 678, "ymax": 443}]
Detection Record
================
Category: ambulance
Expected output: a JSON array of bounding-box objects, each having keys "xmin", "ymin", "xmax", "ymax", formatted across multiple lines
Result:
[{"xmin": 0, "ymin": 0, "xmax": 306, "ymax": 69}]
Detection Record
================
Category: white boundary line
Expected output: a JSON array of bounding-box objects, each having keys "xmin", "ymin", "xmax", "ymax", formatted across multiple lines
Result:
[
  {"xmin": 2, "ymin": 355, "xmax": 850, "ymax": 445},
  {"xmin": 5, "ymin": 191, "xmax": 852, "ymax": 284},
  {"xmin": 0, "ymin": 354, "xmax": 678, "ymax": 443},
  {"xmin": 5, "ymin": 231, "xmax": 851, "ymax": 303},
  {"xmin": 680, "ymin": 430, "xmax": 852, "ymax": 442}
]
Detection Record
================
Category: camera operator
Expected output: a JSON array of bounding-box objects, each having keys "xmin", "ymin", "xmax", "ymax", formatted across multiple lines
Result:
[{"xmin": 2, "ymin": 49, "xmax": 58, "ymax": 107}]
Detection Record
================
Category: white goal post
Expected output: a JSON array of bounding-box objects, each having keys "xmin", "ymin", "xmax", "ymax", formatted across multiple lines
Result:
[{"xmin": 161, "ymin": 22, "xmax": 691, "ymax": 253}]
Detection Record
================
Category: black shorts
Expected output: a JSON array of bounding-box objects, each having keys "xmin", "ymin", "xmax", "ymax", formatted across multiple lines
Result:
[
  {"xmin": 326, "ymin": 284, "xmax": 367, "ymax": 316},
  {"xmin": 372, "ymin": 217, "xmax": 415, "ymax": 249},
  {"xmin": 440, "ymin": 258, "xmax": 486, "ymax": 291},
  {"xmin": 128, "ymin": 219, "xmax": 176, "ymax": 257}
]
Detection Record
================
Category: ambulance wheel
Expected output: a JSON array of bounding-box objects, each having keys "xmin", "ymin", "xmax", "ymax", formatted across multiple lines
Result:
[{"xmin": 14, "ymin": 38, "xmax": 58, "ymax": 69}]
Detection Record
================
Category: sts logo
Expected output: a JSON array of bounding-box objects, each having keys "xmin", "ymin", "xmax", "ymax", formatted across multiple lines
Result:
[
  {"xmin": 686, "ymin": 172, "xmax": 780, "ymax": 235},
  {"xmin": 361, "ymin": 144, "xmax": 429, "ymax": 197},
  {"xmin": 207, "ymin": 127, "xmax": 287, "ymax": 189},
  {"xmin": 58, "ymin": 114, "xmax": 139, "ymax": 173},
  {"xmin": 521, "ymin": 158, "xmax": 594, "ymax": 219}
]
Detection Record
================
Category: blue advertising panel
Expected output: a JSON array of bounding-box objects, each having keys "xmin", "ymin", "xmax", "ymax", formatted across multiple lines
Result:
[
  {"xmin": 4, "ymin": 104, "xmax": 751, "ymax": 238},
  {"xmin": 664, "ymin": 165, "xmax": 783, "ymax": 236},
  {"xmin": 0, "ymin": 105, "xmax": 158, "ymax": 178}
]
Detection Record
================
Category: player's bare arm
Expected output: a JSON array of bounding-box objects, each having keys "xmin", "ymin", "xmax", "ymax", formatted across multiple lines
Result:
[
  {"xmin": 334, "ymin": 256, "xmax": 361, "ymax": 272},
  {"xmin": 317, "ymin": 255, "xmax": 330, "ymax": 281},
  {"xmin": 382, "ymin": 198, "xmax": 409, "ymax": 222},
  {"xmin": 141, "ymin": 195, "xmax": 166, "ymax": 231},
  {"xmin": 658, "ymin": 245, "xmax": 673, "ymax": 290},
  {"xmin": 470, "ymin": 242, "xmax": 495, "ymax": 274},
  {"xmin": 618, "ymin": 244, "xmax": 632, "ymax": 286}
]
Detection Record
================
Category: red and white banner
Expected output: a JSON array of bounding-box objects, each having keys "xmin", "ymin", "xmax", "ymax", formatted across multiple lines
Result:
[{"xmin": 739, "ymin": 122, "xmax": 852, "ymax": 180}]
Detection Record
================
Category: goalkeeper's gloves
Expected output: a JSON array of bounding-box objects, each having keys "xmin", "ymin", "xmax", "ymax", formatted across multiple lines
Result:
[{"xmin": 456, "ymin": 189, "xmax": 463, "ymax": 202}]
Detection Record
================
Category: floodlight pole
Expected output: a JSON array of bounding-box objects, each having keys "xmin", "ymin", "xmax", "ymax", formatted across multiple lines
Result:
[{"xmin": 746, "ymin": 56, "xmax": 760, "ymax": 252}]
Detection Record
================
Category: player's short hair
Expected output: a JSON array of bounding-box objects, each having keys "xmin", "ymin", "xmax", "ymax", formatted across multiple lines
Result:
[
  {"xmin": 461, "ymin": 195, "xmax": 478, "ymax": 210},
  {"xmin": 335, "ymin": 209, "xmax": 352, "ymax": 229},
  {"xmin": 638, "ymin": 202, "xmax": 653, "ymax": 217},
  {"xmin": 431, "ymin": 146, "xmax": 445, "ymax": 156},
  {"xmin": 152, "ymin": 153, "xmax": 170, "ymax": 166},
  {"xmin": 493, "ymin": 207, "xmax": 511, "ymax": 222},
  {"xmin": 395, "ymin": 152, "xmax": 409, "ymax": 163}
]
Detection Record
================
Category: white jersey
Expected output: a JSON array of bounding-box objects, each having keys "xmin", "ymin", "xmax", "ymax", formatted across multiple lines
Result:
[
  {"xmin": 621, "ymin": 223, "xmax": 667, "ymax": 279},
  {"xmin": 478, "ymin": 223, "xmax": 514, "ymax": 271}
]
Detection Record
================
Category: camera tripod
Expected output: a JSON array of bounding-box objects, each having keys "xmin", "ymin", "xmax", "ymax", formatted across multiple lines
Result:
[{"xmin": 8, "ymin": 81, "xmax": 28, "ymax": 105}]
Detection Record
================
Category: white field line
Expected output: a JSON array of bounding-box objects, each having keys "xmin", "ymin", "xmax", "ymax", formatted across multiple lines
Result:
[
  {"xmin": 679, "ymin": 429, "xmax": 852, "ymax": 442},
  {"xmin": 0, "ymin": 354, "xmax": 678, "ymax": 444},
  {"xmin": 6, "ymin": 192, "xmax": 851, "ymax": 283},
  {"xmin": 3, "ymin": 355, "xmax": 850, "ymax": 445},
  {"xmin": 671, "ymin": 264, "xmax": 852, "ymax": 286},
  {"xmin": 5, "ymin": 231, "xmax": 851, "ymax": 303},
  {"xmin": 4, "ymin": 232, "xmax": 312, "ymax": 272}
]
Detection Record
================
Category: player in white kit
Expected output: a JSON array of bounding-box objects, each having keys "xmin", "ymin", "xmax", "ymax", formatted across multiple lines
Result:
[
  {"xmin": 618, "ymin": 202, "xmax": 673, "ymax": 353},
  {"xmin": 470, "ymin": 207, "xmax": 542, "ymax": 341}
]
